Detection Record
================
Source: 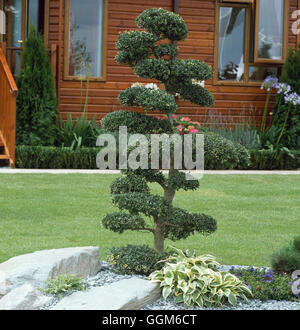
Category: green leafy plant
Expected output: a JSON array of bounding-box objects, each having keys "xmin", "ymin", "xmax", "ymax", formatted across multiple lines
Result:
[
  {"xmin": 202, "ymin": 132, "xmax": 250, "ymax": 170},
  {"xmin": 273, "ymin": 46, "xmax": 300, "ymax": 150},
  {"xmin": 58, "ymin": 74, "xmax": 100, "ymax": 149},
  {"xmin": 40, "ymin": 274, "xmax": 87, "ymax": 299},
  {"xmin": 270, "ymin": 236, "xmax": 300, "ymax": 274},
  {"xmin": 59, "ymin": 112, "xmax": 99, "ymax": 150},
  {"xmin": 16, "ymin": 26, "xmax": 59, "ymax": 146},
  {"xmin": 107, "ymin": 244, "xmax": 167, "ymax": 276},
  {"xmin": 229, "ymin": 266, "xmax": 299, "ymax": 302},
  {"xmin": 101, "ymin": 8, "xmax": 217, "ymax": 254},
  {"xmin": 149, "ymin": 247, "xmax": 252, "ymax": 307}
]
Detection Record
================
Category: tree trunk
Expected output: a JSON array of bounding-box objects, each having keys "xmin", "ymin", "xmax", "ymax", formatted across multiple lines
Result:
[
  {"xmin": 153, "ymin": 170, "xmax": 177, "ymax": 254},
  {"xmin": 154, "ymin": 218, "xmax": 165, "ymax": 254}
]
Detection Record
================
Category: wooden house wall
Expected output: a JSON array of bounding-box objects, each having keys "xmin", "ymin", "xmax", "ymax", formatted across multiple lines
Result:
[{"xmin": 48, "ymin": 0, "xmax": 300, "ymax": 127}]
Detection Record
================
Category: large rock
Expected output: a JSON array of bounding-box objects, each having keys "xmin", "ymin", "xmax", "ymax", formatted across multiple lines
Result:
[
  {"xmin": 51, "ymin": 278, "xmax": 160, "ymax": 310},
  {"xmin": 0, "ymin": 247, "xmax": 101, "ymax": 297},
  {"xmin": 0, "ymin": 284, "xmax": 53, "ymax": 310}
]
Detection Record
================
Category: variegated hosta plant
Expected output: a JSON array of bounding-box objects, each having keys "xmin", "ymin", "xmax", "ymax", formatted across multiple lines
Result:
[{"xmin": 149, "ymin": 247, "xmax": 252, "ymax": 308}]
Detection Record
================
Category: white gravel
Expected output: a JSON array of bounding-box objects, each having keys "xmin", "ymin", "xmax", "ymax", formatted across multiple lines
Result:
[{"xmin": 41, "ymin": 262, "xmax": 300, "ymax": 310}]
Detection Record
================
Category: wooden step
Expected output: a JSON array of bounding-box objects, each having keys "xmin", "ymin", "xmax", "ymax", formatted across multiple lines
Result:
[{"xmin": 0, "ymin": 154, "xmax": 9, "ymax": 160}]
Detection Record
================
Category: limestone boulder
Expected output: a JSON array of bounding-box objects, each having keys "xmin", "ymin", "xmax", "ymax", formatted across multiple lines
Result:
[
  {"xmin": 0, "ymin": 284, "xmax": 53, "ymax": 310},
  {"xmin": 0, "ymin": 246, "xmax": 101, "ymax": 297},
  {"xmin": 51, "ymin": 278, "xmax": 160, "ymax": 310}
]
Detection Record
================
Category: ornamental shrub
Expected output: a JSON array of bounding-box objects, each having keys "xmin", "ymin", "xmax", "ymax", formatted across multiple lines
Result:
[
  {"xmin": 149, "ymin": 247, "xmax": 252, "ymax": 307},
  {"xmin": 16, "ymin": 26, "xmax": 59, "ymax": 146},
  {"xmin": 101, "ymin": 8, "xmax": 217, "ymax": 254},
  {"xmin": 272, "ymin": 45, "xmax": 300, "ymax": 150},
  {"xmin": 107, "ymin": 245, "xmax": 166, "ymax": 276},
  {"xmin": 270, "ymin": 236, "xmax": 300, "ymax": 274},
  {"xmin": 202, "ymin": 132, "xmax": 250, "ymax": 170},
  {"xmin": 40, "ymin": 274, "xmax": 87, "ymax": 300}
]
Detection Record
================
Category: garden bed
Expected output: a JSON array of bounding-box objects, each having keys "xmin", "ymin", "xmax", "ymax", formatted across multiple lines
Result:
[{"xmin": 42, "ymin": 262, "xmax": 300, "ymax": 311}]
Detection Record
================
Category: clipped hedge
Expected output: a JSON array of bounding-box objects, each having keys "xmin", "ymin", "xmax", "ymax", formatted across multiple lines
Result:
[
  {"xmin": 15, "ymin": 145, "xmax": 300, "ymax": 170},
  {"xmin": 249, "ymin": 149, "xmax": 300, "ymax": 170},
  {"xmin": 15, "ymin": 145, "xmax": 100, "ymax": 169}
]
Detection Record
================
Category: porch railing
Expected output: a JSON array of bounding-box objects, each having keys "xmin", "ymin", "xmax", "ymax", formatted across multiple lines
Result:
[{"xmin": 0, "ymin": 47, "xmax": 18, "ymax": 168}]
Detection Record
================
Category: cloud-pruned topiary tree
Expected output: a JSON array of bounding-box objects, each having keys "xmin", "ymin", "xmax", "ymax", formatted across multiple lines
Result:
[{"xmin": 101, "ymin": 8, "xmax": 217, "ymax": 254}]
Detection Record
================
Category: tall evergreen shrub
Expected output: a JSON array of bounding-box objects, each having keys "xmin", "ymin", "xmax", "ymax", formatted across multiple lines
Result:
[
  {"xmin": 101, "ymin": 8, "xmax": 217, "ymax": 254},
  {"xmin": 16, "ymin": 26, "xmax": 59, "ymax": 146}
]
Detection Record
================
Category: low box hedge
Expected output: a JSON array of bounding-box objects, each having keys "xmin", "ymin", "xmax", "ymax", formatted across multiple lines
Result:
[
  {"xmin": 249, "ymin": 149, "xmax": 300, "ymax": 170},
  {"xmin": 15, "ymin": 146, "xmax": 100, "ymax": 169},
  {"xmin": 15, "ymin": 145, "xmax": 300, "ymax": 170}
]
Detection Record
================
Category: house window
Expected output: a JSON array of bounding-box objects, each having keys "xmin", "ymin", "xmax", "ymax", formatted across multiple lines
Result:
[
  {"xmin": 214, "ymin": 0, "xmax": 288, "ymax": 85},
  {"xmin": 218, "ymin": 7, "xmax": 246, "ymax": 81},
  {"xmin": 64, "ymin": 0, "xmax": 107, "ymax": 80},
  {"xmin": 255, "ymin": 0, "xmax": 285, "ymax": 62}
]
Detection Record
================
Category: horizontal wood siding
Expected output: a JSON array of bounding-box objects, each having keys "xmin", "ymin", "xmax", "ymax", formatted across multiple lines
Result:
[{"xmin": 48, "ymin": 0, "xmax": 299, "ymax": 127}]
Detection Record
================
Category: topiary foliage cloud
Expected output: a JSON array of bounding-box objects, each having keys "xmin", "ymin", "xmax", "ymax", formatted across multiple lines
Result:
[{"xmin": 101, "ymin": 8, "xmax": 217, "ymax": 254}]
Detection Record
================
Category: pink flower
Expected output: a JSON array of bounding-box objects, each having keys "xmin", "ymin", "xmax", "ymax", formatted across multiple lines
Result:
[
  {"xmin": 154, "ymin": 116, "xmax": 162, "ymax": 120},
  {"xmin": 172, "ymin": 115, "xmax": 179, "ymax": 119},
  {"xmin": 189, "ymin": 129, "xmax": 199, "ymax": 133},
  {"xmin": 180, "ymin": 117, "xmax": 191, "ymax": 122},
  {"xmin": 193, "ymin": 121, "xmax": 202, "ymax": 128}
]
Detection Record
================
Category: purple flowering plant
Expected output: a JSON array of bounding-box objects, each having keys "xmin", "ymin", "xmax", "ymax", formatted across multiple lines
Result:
[
  {"xmin": 260, "ymin": 76, "xmax": 279, "ymax": 132},
  {"xmin": 276, "ymin": 91, "xmax": 300, "ymax": 146},
  {"xmin": 229, "ymin": 266, "xmax": 299, "ymax": 302}
]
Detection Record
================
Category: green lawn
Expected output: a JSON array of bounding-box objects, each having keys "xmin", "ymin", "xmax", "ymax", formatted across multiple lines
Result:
[{"xmin": 0, "ymin": 174, "xmax": 299, "ymax": 267}]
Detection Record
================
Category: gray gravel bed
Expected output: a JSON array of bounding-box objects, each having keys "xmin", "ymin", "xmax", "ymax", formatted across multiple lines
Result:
[{"xmin": 41, "ymin": 262, "xmax": 300, "ymax": 310}]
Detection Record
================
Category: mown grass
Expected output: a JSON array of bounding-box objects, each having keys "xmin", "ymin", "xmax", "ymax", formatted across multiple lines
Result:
[{"xmin": 0, "ymin": 174, "xmax": 299, "ymax": 267}]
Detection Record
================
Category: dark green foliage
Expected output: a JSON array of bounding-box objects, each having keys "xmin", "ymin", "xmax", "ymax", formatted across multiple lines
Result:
[
  {"xmin": 105, "ymin": 8, "xmax": 217, "ymax": 253},
  {"xmin": 101, "ymin": 110, "xmax": 174, "ymax": 134},
  {"xmin": 58, "ymin": 113, "xmax": 100, "ymax": 149},
  {"xmin": 112, "ymin": 192, "xmax": 171, "ymax": 218},
  {"xmin": 110, "ymin": 174, "xmax": 150, "ymax": 195},
  {"xmin": 118, "ymin": 86, "xmax": 177, "ymax": 113},
  {"xmin": 164, "ymin": 207, "xmax": 195, "ymax": 240},
  {"xmin": 121, "ymin": 168, "xmax": 167, "ymax": 185},
  {"xmin": 271, "ymin": 237, "xmax": 300, "ymax": 274},
  {"xmin": 15, "ymin": 145, "xmax": 100, "ymax": 169},
  {"xmin": 153, "ymin": 44, "xmax": 178, "ymax": 58},
  {"xmin": 134, "ymin": 58, "xmax": 171, "ymax": 82},
  {"xmin": 193, "ymin": 213, "xmax": 218, "ymax": 235},
  {"xmin": 249, "ymin": 149, "xmax": 300, "ymax": 170},
  {"xmin": 16, "ymin": 144, "xmax": 294, "ymax": 170},
  {"xmin": 165, "ymin": 208, "xmax": 217, "ymax": 241},
  {"xmin": 16, "ymin": 27, "xmax": 58, "ymax": 146},
  {"xmin": 234, "ymin": 143, "xmax": 251, "ymax": 170},
  {"xmin": 102, "ymin": 213, "xmax": 146, "ymax": 234},
  {"xmin": 273, "ymin": 46, "xmax": 300, "ymax": 150},
  {"xmin": 169, "ymin": 81, "xmax": 214, "ymax": 107},
  {"xmin": 230, "ymin": 267, "xmax": 298, "ymax": 302},
  {"xmin": 136, "ymin": 8, "xmax": 188, "ymax": 41},
  {"xmin": 170, "ymin": 59, "xmax": 214, "ymax": 81},
  {"xmin": 115, "ymin": 31, "xmax": 158, "ymax": 66},
  {"xmin": 167, "ymin": 171, "xmax": 199, "ymax": 191},
  {"xmin": 203, "ymin": 132, "xmax": 244, "ymax": 170},
  {"xmin": 107, "ymin": 245, "xmax": 165, "ymax": 276}
]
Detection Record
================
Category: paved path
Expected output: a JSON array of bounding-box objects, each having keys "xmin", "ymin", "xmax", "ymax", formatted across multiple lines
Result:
[{"xmin": 0, "ymin": 169, "xmax": 299, "ymax": 175}]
